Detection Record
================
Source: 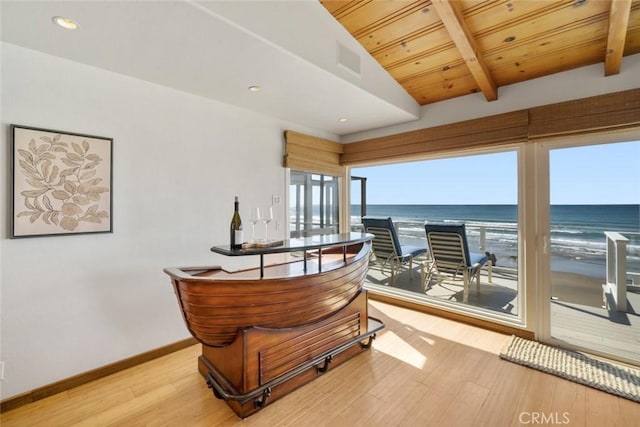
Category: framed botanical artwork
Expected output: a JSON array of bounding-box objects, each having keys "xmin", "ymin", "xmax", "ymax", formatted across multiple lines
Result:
[{"xmin": 11, "ymin": 125, "xmax": 113, "ymax": 238}]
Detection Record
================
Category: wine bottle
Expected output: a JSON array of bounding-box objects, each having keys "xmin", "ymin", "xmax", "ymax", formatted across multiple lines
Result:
[{"xmin": 230, "ymin": 196, "xmax": 243, "ymax": 250}]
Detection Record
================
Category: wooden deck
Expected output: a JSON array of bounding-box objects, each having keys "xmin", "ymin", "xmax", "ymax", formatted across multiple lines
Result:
[
  {"xmin": 551, "ymin": 290, "xmax": 640, "ymax": 364},
  {"xmin": 365, "ymin": 261, "xmax": 519, "ymax": 316},
  {"xmin": 2, "ymin": 300, "xmax": 638, "ymax": 426}
]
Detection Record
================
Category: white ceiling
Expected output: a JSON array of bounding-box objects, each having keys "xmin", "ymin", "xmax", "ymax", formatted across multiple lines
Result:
[{"xmin": 1, "ymin": 0, "xmax": 420, "ymax": 136}]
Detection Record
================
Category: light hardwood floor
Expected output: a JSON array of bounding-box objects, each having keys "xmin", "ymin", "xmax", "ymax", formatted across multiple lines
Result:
[{"xmin": 2, "ymin": 300, "xmax": 638, "ymax": 427}]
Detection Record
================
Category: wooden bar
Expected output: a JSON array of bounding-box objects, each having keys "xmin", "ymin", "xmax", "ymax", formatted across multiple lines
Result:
[{"xmin": 164, "ymin": 233, "xmax": 383, "ymax": 418}]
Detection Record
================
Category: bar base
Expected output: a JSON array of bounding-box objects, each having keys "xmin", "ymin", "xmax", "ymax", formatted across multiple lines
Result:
[{"xmin": 197, "ymin": 291, "xmax": 384, "ymax": 418}]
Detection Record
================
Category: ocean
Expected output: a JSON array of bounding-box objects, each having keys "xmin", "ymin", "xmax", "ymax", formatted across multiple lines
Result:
[{"xmin": 351, "ymin": 204, "xmax": 640, "ymax": 279}]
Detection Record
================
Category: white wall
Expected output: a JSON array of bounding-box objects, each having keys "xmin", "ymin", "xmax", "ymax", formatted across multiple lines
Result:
[
  {"xmin": 2, "ymin": 40, "xmax": 639, "ymax": 401},
  {"xmin": 0, "ymin": 43, "xmax": 335, "ymax": 399}
]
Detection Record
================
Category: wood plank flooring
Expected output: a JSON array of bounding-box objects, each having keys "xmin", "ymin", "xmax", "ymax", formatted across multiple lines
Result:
[{"xmin": 2, "ymin": 300, "xmax": 638, "ymax": 426}]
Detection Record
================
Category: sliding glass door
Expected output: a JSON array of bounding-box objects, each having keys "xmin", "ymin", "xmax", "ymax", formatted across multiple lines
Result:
[{"xmin": 539, "ymin": 135, "xmax": 640, "ymax": 364}]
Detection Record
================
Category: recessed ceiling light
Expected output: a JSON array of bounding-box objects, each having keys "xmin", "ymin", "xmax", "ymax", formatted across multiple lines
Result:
[
  {"xmin": 338, "ymin": 117, "xmax": 348, "ymax": 123},
  {"xmin": 248, "ymin": 86, "xmax": 262, "ymax": 92},
  {"xmin": 52, "ymin": 16, "xmax": 79, "ymax": 30}
]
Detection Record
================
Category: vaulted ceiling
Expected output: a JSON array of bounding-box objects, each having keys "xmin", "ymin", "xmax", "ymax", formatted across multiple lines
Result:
[
  {"xmin": 2, "ymin": 1, "xmax": 639, "ymax": 136},
  {"xmin": 321, "ymin": 0, "xmax": 640, "ymax": 105}
]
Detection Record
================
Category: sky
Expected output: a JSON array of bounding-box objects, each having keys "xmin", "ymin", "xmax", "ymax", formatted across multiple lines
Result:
[{"xmin": 351, "ymin": 140, "xmax": 640, "ymax": 205}]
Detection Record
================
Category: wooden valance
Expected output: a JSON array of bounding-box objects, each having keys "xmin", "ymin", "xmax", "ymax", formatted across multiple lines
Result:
[
  {"xmin": 341, "ymin": 110, "xmax": 529, "ymax": 165},
  {"xmin": 283, "ymin": 130, "xmax": 344, "ymax": 176},
  {"xmin": 341, "ymin": 88, "xmax": 640, "ymax": 166},
  {"xmin": 528, "ymin": 88, "xmax": 640, "ymax": 138}
]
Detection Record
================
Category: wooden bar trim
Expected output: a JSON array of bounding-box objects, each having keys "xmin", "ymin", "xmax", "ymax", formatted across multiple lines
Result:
[
  {"xmin": 369, "ymin": 292, "xmax": 535, "ymax": 340},
  {"xmin": 0, "ymin": 337, "xmax": 198, "ymax": 413}
]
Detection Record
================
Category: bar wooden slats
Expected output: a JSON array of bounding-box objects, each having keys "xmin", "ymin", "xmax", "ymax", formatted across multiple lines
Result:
[
  {"xmin": 198, "ymin": 292, "xmax": 369, "ymax": 392},
  {"xmin": 258, "ymin": 311, "xmax": 361, "ymax": 384},
  {"xmin": 198, "ymin": 292, "xmax": 371, "ymax": 418},
  {"xmin": 166, "ymin": 242, "xmax": 369, "ymax": 347}
]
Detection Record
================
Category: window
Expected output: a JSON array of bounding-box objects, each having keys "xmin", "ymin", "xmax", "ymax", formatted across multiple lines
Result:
[
  {"xmin": 289, "ymin": 171, "xmax": 339, "ymax": 237},
  {"xmin": 351, "ymin": 150, "xmax": 521, "ymax": 321}
]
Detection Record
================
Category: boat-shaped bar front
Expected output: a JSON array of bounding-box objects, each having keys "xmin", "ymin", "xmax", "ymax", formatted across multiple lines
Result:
[{"xmin": 164, "ymin": 232, "xmax": 384, "ymax": 418}]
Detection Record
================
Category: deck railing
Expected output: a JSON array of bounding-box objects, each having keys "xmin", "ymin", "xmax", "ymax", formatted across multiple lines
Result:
[
  {"xmin": 352, "ymin": 220, "xmax": 509, "ymax": 258},
  {"xmin": 605, "ymin": 231, "xmax": 634, "ymax": 312},
  {"xmin": 355, "ymin": 219, "xmax": 639, "ymax": 312}
]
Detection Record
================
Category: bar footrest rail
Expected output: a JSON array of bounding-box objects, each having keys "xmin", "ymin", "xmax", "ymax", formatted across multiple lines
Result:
[{"xmin": 204, "ymin": 317, "xmax": 384, "ymax": 408}]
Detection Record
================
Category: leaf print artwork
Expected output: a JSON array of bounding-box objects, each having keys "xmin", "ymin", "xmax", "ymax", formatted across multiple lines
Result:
[{"xmin": 11, "ymin": 126, "xmax": 112, "ymax": 237}]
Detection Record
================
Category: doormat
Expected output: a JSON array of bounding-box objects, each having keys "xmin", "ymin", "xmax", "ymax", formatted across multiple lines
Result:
[{"xmin": 499, "ymin": 335, "xmax": 640, "ymax": 402}]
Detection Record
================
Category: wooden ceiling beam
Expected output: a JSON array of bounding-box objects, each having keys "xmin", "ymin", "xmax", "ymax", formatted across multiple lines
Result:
[
  {"xmin": 604, "ymin": 0, "xmax": 632, "ymax": 76},
  {"xmin": 430, "ymin": 0, "xmax": 497, "ymax": 101}
]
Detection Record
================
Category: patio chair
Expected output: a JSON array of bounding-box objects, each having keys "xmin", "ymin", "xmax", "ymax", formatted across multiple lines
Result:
[
  {"xmin": 362, "ymin": 217, "xmax": 428, "ymax": 286},
  {"xmin": 424, "ymin": 222, "xmax": 492, "ymax": 303}
]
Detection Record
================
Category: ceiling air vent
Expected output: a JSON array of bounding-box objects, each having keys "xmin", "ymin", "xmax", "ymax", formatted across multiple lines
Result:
[{"xmin": 337, "ymin": 43, "xmax": 361, "ymax": 77}]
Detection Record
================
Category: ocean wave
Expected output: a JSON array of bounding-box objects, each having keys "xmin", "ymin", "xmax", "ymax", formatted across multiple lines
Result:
[
  {"xmin": 551, "ymin": 228, "xmax": 583, "ymax": 235},
  {"xmin": 351, "ymin": 205, "xmax": 639, "ymax": 272},
  {"xmin": 390, "ymin": 219, "xmax": 639, "ymax": 266}
]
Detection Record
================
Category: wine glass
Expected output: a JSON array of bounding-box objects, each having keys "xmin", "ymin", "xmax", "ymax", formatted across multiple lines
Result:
[
  {"xmin": 263, "ymin": 206, "xmax": 273, "ymax": 242},
  {"xmin": 250, "ymin": 208, "xmax": 261, "ymax": 242}
]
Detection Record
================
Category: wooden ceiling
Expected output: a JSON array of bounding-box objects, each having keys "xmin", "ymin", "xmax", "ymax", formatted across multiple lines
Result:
[{"xmin": 320, "ymin": 0, "xmax": 640, "ymax": 105}]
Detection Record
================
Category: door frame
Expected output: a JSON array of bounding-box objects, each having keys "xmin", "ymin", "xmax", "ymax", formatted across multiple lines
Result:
[{"xmin": 534, "ymin": 128, "xmax": 640, "ymax": 351}]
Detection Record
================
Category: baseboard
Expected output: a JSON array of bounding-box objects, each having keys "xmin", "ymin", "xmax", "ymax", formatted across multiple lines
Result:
[
  {"xmin": 0, "ymin": 337, "xmax": 198, "ymax": 413},
  {"xmin": 369, "ymin": 293, "xmax": 535, "ymax": 340}
]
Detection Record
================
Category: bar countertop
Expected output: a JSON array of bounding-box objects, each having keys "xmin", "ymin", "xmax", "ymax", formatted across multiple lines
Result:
[{"xmin": 210, "ymin": 232, "xmax": 373, "ymax": 257}]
